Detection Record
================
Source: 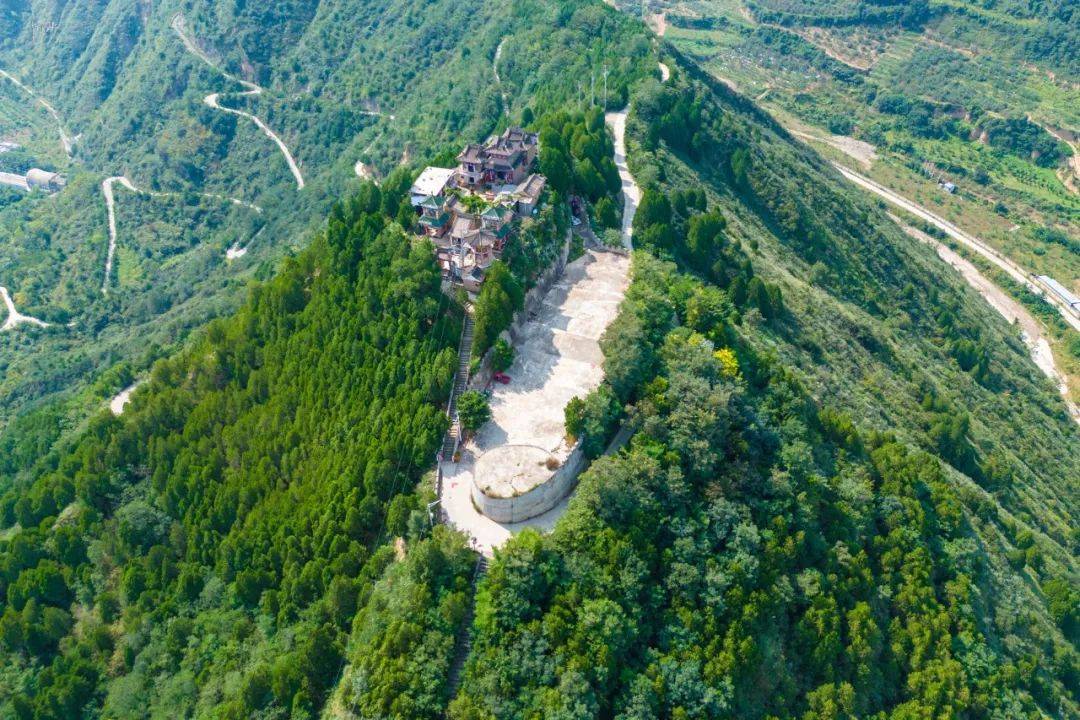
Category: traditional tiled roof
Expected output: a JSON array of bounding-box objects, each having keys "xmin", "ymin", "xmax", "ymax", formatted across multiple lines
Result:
[
  {"xmin": 457, "ymin": 144, "xmax": 485, "ymax": 163},
  {"xmin": 419, "ymin": 194, "xmax": 445, "ymax": 209},
  {"xmin": 516, "ymin": 173, "xmax": 546, "ymax": 200},
  {"xmin": 419, "ymin": 212, "xmax": 450, "ymax": 227},
  {"xmin": 450, "ymin": 215, "xmax": 476, "ymax": 238}
]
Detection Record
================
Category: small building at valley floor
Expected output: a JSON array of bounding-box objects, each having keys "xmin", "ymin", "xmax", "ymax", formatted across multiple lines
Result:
[{"xmin": 0, "ymin": 167, "xmax": 66, "ymax": 193}]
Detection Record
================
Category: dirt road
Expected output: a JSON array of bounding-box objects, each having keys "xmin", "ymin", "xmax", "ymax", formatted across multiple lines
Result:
[
  {"xmin": 101, "ymin": 176, "xmax": 136, "ymax": 294},
  {"xmin": 0, "ymin": 69, "xmax": 74, "ymax": 157},
  {"xmin": 101, "ymin": 175, "xmax": 262, "ymax": 293},
  {"xmin": 1, "ymin": 286, "xmax": 50, "ymax": 331},
  {"xmin": 833, "ymin": 163, "xmax": 1080, "ymax": 333},
  {"xmin": 790, "ymin": 128, "xmax": 877, "ymax": 168},
  {"xmin": 898, "ymin": 219, "xmax": 1079, "ymax": 424},
  {"xmin": 494, "ymin": 38, "xmax": 510, "ymax": 117},
  {"xmin": 109, "ymin": 380, "xmax": 144, "ymax": 415},
  {"xmin": 172, "ymin": 14, "xmax": 305, "ymax": 189}
]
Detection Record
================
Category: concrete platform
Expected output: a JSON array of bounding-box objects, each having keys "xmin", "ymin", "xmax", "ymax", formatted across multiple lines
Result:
[
  {"xmin": 441, "ymin": 249, "xmax": 630, "ymax": 552},
  {"xmin": 472, "ymin": 251, "xmax": 629, "ymax": 497}
]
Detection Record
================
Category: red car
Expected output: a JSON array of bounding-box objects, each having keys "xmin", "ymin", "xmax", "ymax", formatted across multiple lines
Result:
[{"xmin": 493, "ymin": 372, "xmax": 511, "ymax": 384}]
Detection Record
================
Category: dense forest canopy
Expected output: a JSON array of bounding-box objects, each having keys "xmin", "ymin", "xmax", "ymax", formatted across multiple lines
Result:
[
  {"xmin": 0, "ymin": 0, "xmax": 651, "ymax": 442},
  {"xmin": 0, "ymin": 0, "xmax": 1076, "ymax": 719}
]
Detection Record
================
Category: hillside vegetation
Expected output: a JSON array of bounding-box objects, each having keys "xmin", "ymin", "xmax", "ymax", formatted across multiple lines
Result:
[
  {"xmin": 655, "ymin": 0, "xmax": 1079, "ymax": 286},
  {"xmin": 0, "ymin": 0, "xmax": 649, "ymax": 438},
  {"xmin": 0, "ymin": 1, "xmax": 1076, "ymax": 719},
  {"xmin": 451, "ymin": 60, "xmax": 1078, "ymax": 717}
]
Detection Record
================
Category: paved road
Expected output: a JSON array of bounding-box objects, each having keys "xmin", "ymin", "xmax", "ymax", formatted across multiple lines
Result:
[
  {"xmin": 441, "ymin": 108, "xmax": 643, "ymax": 554},
  {"xmin": 1, "ymin": 286, "xmax": 50, "ymax": 331},
  {"xmin": 834, "ymin": 163, "xmax": 1080, "ymax": 333},
  {"xmin": 440, "ymin": 251, "xmax": 630, "ymax": 555},
  {"xmin": 605, "ymin": 107, "xmax": 638, "ymax": 250},
  {"xmin": 172, "ymin": 14, "xmax": 305, "ymax": 189}
]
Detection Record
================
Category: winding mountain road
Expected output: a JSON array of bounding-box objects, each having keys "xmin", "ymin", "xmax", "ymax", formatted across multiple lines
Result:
[
  {"xmin": 0, "ymin": 69, "xmax": 74, "ymax": 157},
  {"xmin": 1, "ymin": 286, "xmax": 49, "ymax": 331},
  {"xmin": 494, "ymin": 38, "xmax": 510, "ymax": 117},
  {"xmin": 101, "ymin": 175, "xmax": 262, "ymax": 293},
  {"xmin": 833, "ymin": 163, "xmax": 1080, "ymax": 333},
  {"xmin": 171, "ymin": 14, "xmax": 305, "ymax": 189}
]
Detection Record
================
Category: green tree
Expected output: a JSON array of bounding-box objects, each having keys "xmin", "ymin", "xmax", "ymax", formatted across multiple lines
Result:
[
  {"xmin": 491, "ymin": 338, "xmax": 515, "ymax": 372},
  {"xmin": 457, "ymin": 391, "xmax": 491, "ymax": 434}
]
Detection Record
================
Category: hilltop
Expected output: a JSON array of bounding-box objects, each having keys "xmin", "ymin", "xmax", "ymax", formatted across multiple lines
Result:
[{"xmin": 0, "ymin": 1, "xmax": 1075, "ymax": 719}]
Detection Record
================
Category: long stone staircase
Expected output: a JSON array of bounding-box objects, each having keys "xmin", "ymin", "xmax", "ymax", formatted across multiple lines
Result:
[
  {"xmin": 444, "ymin": 555, "xmax": 488, "ymax": 707},
  {"xmin": 441, "ymin": 312, "xmax": 474, "ymax": 460}
]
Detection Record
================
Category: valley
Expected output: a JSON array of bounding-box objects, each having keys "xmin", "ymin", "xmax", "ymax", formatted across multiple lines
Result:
[
  {"xmin": 0, "ymin": 1, "xmax": 1075, "ymax": 719},
  {"xmin": 647, "ymin": 0, "xmax": 1080, "ymax": 406}
]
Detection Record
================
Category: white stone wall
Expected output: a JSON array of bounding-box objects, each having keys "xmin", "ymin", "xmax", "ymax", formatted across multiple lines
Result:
[{"xmin": 471, "ymin": 442, "xmax": 587, "ymax": 523}]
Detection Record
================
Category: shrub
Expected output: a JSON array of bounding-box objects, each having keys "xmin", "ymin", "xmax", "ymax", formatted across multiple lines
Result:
[
  {"xmin": 457, "ymin": 391, "xmax": 491, "ymax": 434},
  {"xmin": 491, "ymin": 338, "xmax": 515, "ymax": 372}
]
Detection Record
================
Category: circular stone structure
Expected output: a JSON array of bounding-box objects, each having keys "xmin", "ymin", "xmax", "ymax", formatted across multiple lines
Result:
[
  {"xmin": 471, "ymin": 443, "xmax": 585, "ymax": 524},
  {"xmin": 474, "ymin": 444, "xmax": 557, "ymax": 498}
]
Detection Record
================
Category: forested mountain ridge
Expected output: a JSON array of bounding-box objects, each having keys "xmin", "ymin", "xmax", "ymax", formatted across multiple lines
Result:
[
  {"xmin": 0, "ymin": 0, "xmax": 1077, "ymax": 718},
  {"xmin": 0, "ymin": 0, "xmax": 647, "ymax": 441},
  {"xmin": 448, "ymin": 54, "xmax": 1080, "ymax": 717}
]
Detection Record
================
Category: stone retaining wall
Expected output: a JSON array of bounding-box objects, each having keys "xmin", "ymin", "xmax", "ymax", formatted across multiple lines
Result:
[
  {"xmin": 469, "ymin": 229, "xmax": 572, "ymax": 391},
  {"xmin": 471, "ymin": 420, "xmax": 634, "ymax": 524},
  {"xmin": 471, "ymin": 442, "xmax": 587, "ymax": 523}
]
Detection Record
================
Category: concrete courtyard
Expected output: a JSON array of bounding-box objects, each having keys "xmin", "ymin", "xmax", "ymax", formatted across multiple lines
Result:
[{"xmin": 440, "ymin": 249, "xmax": 630, "ymax": 553}]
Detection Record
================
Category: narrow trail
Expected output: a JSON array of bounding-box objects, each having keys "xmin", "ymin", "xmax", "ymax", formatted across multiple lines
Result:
[
  {"xmin": 101, "ymin": 175, "xmax": 262, "ymax": 294},
  {"xmin": 171, "ymin": 14, "xmax": 305, "ymax": 189},
  {"xmin": 832, "ymin": 162, "xmax": 1080, "ymax": 333},
  {"xmin": 896, "ymin": 219, "xmax": 1079, "ymax": 425},
  {"xmin": 0, "ymin": 69, "xmax": 74, "ymax": 157},
  {"xmin": 659, "ymin": 61, "xmax": 671, "ymax": 82},
  {"xmin": 493, "ymin": 39, "xmax": 510, "ymax": 118},
  {"xmin": 1027, "ymin": 115, "xmax": 1079, "ymax": 196},
  {"xmin": 1, "ymin": 286, "xmax": 49, "ymax": 331},
  {"xmin": 605, "ymin": 107, "xmax": 638, "ymax": 250}
]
